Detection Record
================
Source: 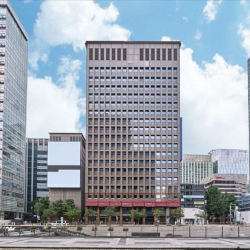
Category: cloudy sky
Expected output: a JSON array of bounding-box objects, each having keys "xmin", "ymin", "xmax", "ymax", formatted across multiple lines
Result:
[{"xmin": 11, "ymin": 0, "xmax": 250, "ymax": 154}]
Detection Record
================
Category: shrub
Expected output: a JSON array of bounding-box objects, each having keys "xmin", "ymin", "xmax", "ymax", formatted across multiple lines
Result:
[
  {"xmin": 108, "ymin": 226, "xmax": 114, "ymax": 231},
  {"xmin": 92, "ymin": 226, "xmax": 98, "ymax": 231}
]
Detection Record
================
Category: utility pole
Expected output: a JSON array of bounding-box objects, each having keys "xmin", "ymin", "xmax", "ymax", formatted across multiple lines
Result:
[{"xmin": 230, "ymin": 203, "xmax": 236, "ymax": 225}]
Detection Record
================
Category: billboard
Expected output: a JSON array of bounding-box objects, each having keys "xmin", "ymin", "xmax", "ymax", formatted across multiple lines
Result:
[{"xmin": 47, "ymin": 141, "xmax": 81, "ymax": 188}]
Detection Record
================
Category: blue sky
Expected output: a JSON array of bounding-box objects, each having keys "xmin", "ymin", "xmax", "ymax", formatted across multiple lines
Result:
[{"xmin": 10, "ymin": 0, "xmax": 250, "ymax": 154}]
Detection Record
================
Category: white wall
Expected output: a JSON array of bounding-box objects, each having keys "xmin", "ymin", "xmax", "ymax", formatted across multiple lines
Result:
[
  {"xmin": 241, "ymin": 211, "xmax": 250, "ymax": 224},
  {"xmin": 48, "ymin": 141, "xmax": 80, "ymax": 166},
  {"xmin": 47, "ymin": 141, "xmax": 81, "ymax": 188},
  {"xmin": 181, "ymin": 208, "xmax": 204, "ymax": 225}
]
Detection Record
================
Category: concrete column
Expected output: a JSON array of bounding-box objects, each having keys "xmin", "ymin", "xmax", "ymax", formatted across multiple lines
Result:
[
  {"xmin": 97, "ymin": 207, "xmax": 100, "ymax": 224},
  {"xmin": 131, "ymin": 208, "xmax": 134, "ymax": 224},
  {"xmin": 142, "ymin": 216, "xmax": 146, "ymax": 225},
  {"xmin": 85, "ymin": 207, "xmax": 88, "ymax": 223},
  {"xmin": 120, "ymin": 207, "xmax": 123, "ymax": 224}
]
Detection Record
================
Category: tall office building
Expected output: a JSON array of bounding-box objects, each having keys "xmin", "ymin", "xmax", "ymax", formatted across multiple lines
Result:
[
  {"xmin": 25, "ymin": 138, "xmax": 49, "ymax": 213},
  {"xmin": 0, "ymin": 0, "xmax": 28, "ymax": 219},
  {"xmin": 85, "ymin": 41, "xmax": 181, "ymax": 224},
  {"xmin": 181, "ymin": 154, "xmax": 213, "ymax": 184},
  {"xmin": 48, "ymin": 133, "xmax": 85, "ymax": 211},
  {"xmin": 210, "ymin": 149, "xmax": 249, "ymax": 180},
  {"xmin": 248, "ymin": 58, "xmax": 250, "ymax": 184}
]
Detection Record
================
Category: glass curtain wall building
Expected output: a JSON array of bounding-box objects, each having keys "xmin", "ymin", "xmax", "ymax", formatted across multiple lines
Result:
[
  {"xmin": 85, "ymin": 41, "xmax": 181, "ymax": 224},
  {"xmin": 181, "ymin": 154, "xmax": 213, "ymax": 184},
  {"xmin": 0, "ymin": 0, "xmax": 28, "ymax": 219},
  {"xmin": 209, "ymin": 149, "xmax": 249, "ymax": 181},
  {"xmin": 25, "ymin": 139, "xmax": 49, "ymax": 213}
]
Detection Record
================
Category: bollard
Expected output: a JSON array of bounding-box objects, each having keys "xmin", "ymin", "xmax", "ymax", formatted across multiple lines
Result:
[
  {"xmin": 189, "ymin": 226, "xmax": 191, "ymax": 238},
  {"xmin": 222, "ymin": 226, "xmax": 223, "ymax": 238},
  {"xmin": 205, "ymin": 226, "xmax": 207, "ymax": 238},
  {"xmin": 238, "ymin": 226, "xmax": 240, "ymax": 238}
]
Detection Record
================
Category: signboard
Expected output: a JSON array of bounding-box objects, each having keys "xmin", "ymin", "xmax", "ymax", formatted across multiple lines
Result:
[
  {"xmin": 194, "ymin": 201, "xmax": 204, "ymax": 205},
  {"xmin": 183, "ymin": 195, "xmax": 204, "ymax": 199}
]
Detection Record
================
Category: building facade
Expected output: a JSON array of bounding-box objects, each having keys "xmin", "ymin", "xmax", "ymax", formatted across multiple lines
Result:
[
  {"xmin": 200, "ymin": 174, "xmax": 247, "ymax": 199},
  {"xmin": 47, "ymin": 133, "xmax": 85, "ymax": 211},
  {"xmin": 181, "ymin": 154, "xmax": 213, "ymax": 184},
  {"xmin": 180, "ymin": 184, "xmax": 205, "ymax": 210},
  {"xmin": 209, "ymin": 149, "xmax": 249, "ymax": 181},
  {"xmin": 25, "ymin": 138, "xmax": 49, "ymax": 213},
  {"xmin": 0, "ymin": 0, "xmax": 28, "ymax": 219},
  {"xmin": 85, "ymin": 41, "xmax": 181, "ymax": 224}
]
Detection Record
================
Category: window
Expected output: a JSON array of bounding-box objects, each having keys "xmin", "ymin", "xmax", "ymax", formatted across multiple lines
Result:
[
  {"xmin": 151, "ymin": 48, "xmax": 155, "ymax": 60},
  {"xmin": 117, "ymin": 48, "xmax": 121, "ymax": 60},
  {"xmin": 106, "ymin": 48, "xmax": 110, "ymax": 60},
  {"xmin": 95, "ymin": 48, "xmax": 99, "ymax": 60},
  {"xmin": 89, "ymin": 48, "xmax": 93, "ymax": 60},
  {"xmin": 157, "ymin": 48, "xmax": 160, "ymax": 60},
  {"xmin": 101, "ymin": 48, "xmax": 104, "ymax": 60},
  {"xmin": 123, "ymin": 48, "xmax": 127, "ymax": 60},
  {"xmin": 174, "ymin": 49, "xmax": 177, "ymax": 61},
  {"xmin": 168, "ymin": 49, "xmax": 172, "ymax": 60},
  {"xmin": 140, "ymin": 48, "xmax": 144, "ymax": 61},
  {"xmin": 145, "ymin": 49, "xmax": 149, "ymax": 61},
  {"xmin": 162, "ymin": 48, "xmax": 166, "ymax": 60},
  {"xmin": 112, "ymin": 48, "xmax": 116, "ymax": 60}
]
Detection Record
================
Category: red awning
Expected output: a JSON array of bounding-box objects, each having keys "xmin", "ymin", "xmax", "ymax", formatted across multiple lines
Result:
[
  {"xmin": 99, "ymin": 201, "xmax": 110, "ymax": 207},
  {"xmin": 167, "ymin": 202, "xmax": 180, "ymax": 207},
  {"xmin": 86, "ymin": 201, "xmax": 99, "ymax": 206},
  {"xmin": 145, "ymin": 202, "xmax": 156, "ymax": 207},
  {"xmin": 132, "ymin": 202, "xmax": 145, "ymax": 207},
  {"xmin": 122, "ymin": 202, "xmax": 133, "ymax": 207},
  {"xmin": 155, "ymin": 202, "xmax": 168, "ymax": 207},
  {"xmin": 110, "ymin": 201, "xmax": 122, "ymax": 206}
]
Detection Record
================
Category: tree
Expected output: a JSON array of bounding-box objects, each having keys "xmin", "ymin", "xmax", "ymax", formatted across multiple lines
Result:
[
  {"xmin": 64, "ymin": 208, "xmax": 81, "ymax": 223},
  {"xmin": 103, "ymin": 206, "xmax": 118, "ymax": 224},
  {"xmin": 130, "ymin": 209, "xmax": 147, "ymax": 224},
  {"xmin": 171, "ymin": 207, "xmax": 184, "ymax": 223},
  {"xmin": 52, "ymin": 199, "xmax": 77, "ymax": 219},
  {"xmin": 85, "ymin": 208, "xmax": 98, "ymax": 224},
  {"xmin": 34, "ymin": 197, "xmax": 50, "ymax": 220},
  {"xmin": 153, "ymin": 209, "xmax": 165, "ymax": 221},
  {"xmin": 43, "ymin": 208, "xmax": 56, "ymax": 222},
  {"xmin": 222, "ymin": 193, "xmax": 238, "ymax": 216}
]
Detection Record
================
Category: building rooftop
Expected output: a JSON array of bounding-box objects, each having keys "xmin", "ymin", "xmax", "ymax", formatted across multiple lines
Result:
[{"xmin": 85, "ymin": 41, "xmax": 182, "ymax": 46}]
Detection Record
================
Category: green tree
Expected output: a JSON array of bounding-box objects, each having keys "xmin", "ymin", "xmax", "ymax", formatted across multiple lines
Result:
[
  {"xmin": 43, "ymin": 208, "xmax": 56, "ymax": 222},
  {"xmin": 64, "ymin": 208, "xmax": 81, "ymax": 223},
  {"xmin": 34, "ymin": 197, "xmax": 50, "ymax": 220},
  {"xmin": 52, "ymin": 199, "xmax": 77, "ymax": 219},
  {"xmin": 222, "ymin": 193, "xmax": 238, "ymax": 216},
  {"xmin": 130, "ymin": 209, "xmax": 147, "ymax": 224},
  {"xmin": 195, "ymin": 211, "xmax": 207, "ymax": 224},
  {"xmin": 85, "ymin": 208, "xmax": 98, "ymax": 224},
  {"xmin": 103, "ymin": 206, "xmax": 118, "ymax": 224},
  {"xmin": 153, "ymin": 209, "xmax": 165, "ymax": 220},
  {"xmin": 171, "ymin": 207, "xmax": 184, "ymax": 223}
]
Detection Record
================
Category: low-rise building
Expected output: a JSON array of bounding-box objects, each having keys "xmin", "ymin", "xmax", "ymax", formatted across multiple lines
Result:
[
  {"xmin": 200, "ymin": 174, "xmax": 247, "ymax": 199},
  {"xmin": 48, "ymin": 133, "xmax": 85, "ymax": 211},
  {"xmin": 180, "ymin": 184, "xmax": 205, "ymax": 210}
]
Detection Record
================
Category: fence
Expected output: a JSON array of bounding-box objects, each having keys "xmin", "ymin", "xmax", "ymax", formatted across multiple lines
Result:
[{"xmin": 69, "ymin": 225, "xmax": 250, "ymax": 238}]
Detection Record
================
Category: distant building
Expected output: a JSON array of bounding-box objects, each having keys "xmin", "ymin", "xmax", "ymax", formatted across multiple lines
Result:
[
  {"xmin": 181, "ymin": 154, "xmax": 213, "ymax": 184},
  {"xmin": 180, "ymin": 184, "xmax": 205, "ymax": 210},
  {"xmin": 200, "ymin": 174, "xmax": 247, "ymax": 199},
  {"xmin": 25, "ymin": 138, "xmax": 49, "ymax": 213},
  {"xmin": 209, "ymin": 149, "xmax": 249, "ymax": 181},
  {"xmin": 47, "ymin": 133, "xmax": 85, "ymax": 211},
  {"xmin": 239, "ymin": 194, "xmax": 250, "ymax": 212}
]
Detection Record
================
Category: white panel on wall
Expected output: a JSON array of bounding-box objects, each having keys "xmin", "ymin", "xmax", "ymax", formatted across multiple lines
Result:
[
  {"xmin": 48, "ymin": 170, "xmax": 80, "ymax": 188},
  {"xmin": 48, "ymin": 142, "xmax": 80, "ymax": 166}
]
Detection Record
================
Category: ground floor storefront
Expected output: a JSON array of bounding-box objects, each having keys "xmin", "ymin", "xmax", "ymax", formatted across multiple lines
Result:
[{"xmin": 85, "ymin": 201, "xmax": 180, "ymax": 225}]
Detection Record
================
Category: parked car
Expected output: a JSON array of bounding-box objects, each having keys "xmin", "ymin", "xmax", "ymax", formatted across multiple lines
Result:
[{"xmin": 50, "ymin": 221, "xmax": 69, "ymax": 226}]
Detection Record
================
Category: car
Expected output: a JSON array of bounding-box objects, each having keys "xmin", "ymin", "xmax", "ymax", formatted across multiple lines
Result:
[{"xmin": 50, "ymin": 220, "xmax": 69, "ymax": 226}]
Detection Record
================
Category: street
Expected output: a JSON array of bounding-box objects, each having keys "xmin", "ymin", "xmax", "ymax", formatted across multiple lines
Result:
[{"xmin": 0, "ymin": 237, "xmax": 250, "ymax": 249}]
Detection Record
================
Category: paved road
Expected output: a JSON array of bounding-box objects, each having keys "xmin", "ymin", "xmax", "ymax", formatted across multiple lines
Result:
[{"xmin": 0, "ymin": 237, "xmax": 250, "ymax": 249}]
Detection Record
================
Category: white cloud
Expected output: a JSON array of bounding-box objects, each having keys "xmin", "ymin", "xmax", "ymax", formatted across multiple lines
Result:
[
  {"xmin": 27, "ymin": 57, "xmax": 86, "ymax": 138},
  {"xmin": 238, "ymin": 22, "xmax": 250, "ymax": 57},
  {"xmin": 23, "ymin": 0, "xmax": 34, "ymax": 3},
  {"xmin": 182, "ymin": 16, "xmax": 188, "ymax": 22},
  {"xmin": 203, "ymin": 0, "xmax": 223, "ymax": 23},
  {"xmin": 240, "ymin": 0, "xmax": 247, "ymax": 6},
  {"xmin": 194, "ymin": 30, "xmax": 202, "ymax": 40},
  {"xmin": 161, "ymin": 36, "xmax": 248, "ymax": 154},
  {"xmin": 161, "ymin": 36, "xmax": 172, "ymax": 41},
  {"xmin": 30, "ymin": 0, "xmax": 131, "ymax": 69}
]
